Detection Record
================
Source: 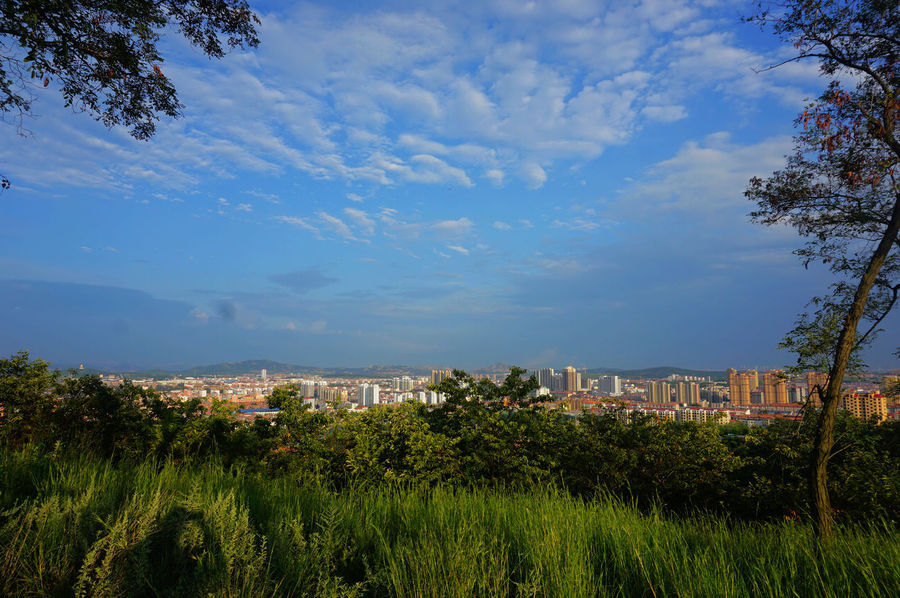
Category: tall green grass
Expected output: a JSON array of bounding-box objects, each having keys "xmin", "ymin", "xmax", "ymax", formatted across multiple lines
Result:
[{"xmin": 1, "ymin": 449, "xmax": 897, "ymax": 597}]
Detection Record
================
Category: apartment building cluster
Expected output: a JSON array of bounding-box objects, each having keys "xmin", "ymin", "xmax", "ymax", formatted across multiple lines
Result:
[
  {"xmin": 535, "ymin": 366, "xmax": 591, "ymax": 393},
  {"xmin": 645, "ymin": 381, "xmax": 702, "ymax": 404},
  {"xmin": 726, "ymin": 369, "xmax": 797, "ymax": 405},
  {"xmin": 728, "ymin": 368, "xmax": 891, "ymax": 422}
]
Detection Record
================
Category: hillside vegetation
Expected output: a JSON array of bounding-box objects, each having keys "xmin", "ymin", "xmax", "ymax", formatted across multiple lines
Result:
[
  {"xmin": 1, "ymin": 451, "xmax": 898, "ymax": 597},
  {"xmin": 2, "ymin": 352, "xmax": 900, "ymax": 595}
]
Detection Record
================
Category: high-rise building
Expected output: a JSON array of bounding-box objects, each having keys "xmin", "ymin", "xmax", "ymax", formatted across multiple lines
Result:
[
  {"xmin": 727, "ymin": 369, "xmax": 751, "ymax": 406},
  {"xmin": 551, "ymin": 373, "xmax": 563, "ymax": 392},
  {"xmin": 536, "ymin": 368, "xmax": 555, "ymax": 389},
  {"xmin": 300, "ymin": 380, "xmax": 317, "ymax": 398},
  {"xmin": 598, "ymin": 375, "xmax": 622, "ymax": 396},
  {"xmin": 319, "ymin": 387, "xmax": 347, "ymax": 403},
  {"xmin": 842, "ymin": 392, "xmax": 887, "ymax": 422},
  {"xmin": 357, "ymin": 383, "xmax": 380, "ymax": 407},
  {"xmin": 431, "ymin": 369, "xmax": 452, "ymax": 386},
  {"xmin": 646, "ymin": 381, "xmax": 671, "ymax": 403},
  {"xmin": 747, "ymin": 369, "xmax": 759, "ymax": 392},
  {"xmin": 260, "ymin": 368, "xmax": 267, "ymax": 382},
  {"xmin": 563, "ymin": 366, "xmax": 577, "ymax": 392},
  {"xmin": 392, "ymin": 376, "xmax": 414, "ymax": 391},
  {"xmin": 675, "ymin": 381, "xmax": 700, "ymax": 405},
  {"xmin": 788, "ymin": 386, "xmax": 806, "ymax": 403},
  {"xmin": 763, "ymin": 370, "xmax": 788, "ymax": 404},
  {"xmin": 807, "ymin": 372, "xmax": 829, "ymax": 406}
]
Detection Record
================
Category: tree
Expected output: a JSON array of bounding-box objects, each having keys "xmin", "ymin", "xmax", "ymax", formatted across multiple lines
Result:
[
  {"xmin": 0, "ymin": 351, "xmax": 57, "ymax": 447},
  {"xmin": 746, "ymin": 0, "xmax": 900, "ymax": 540},
  {"xmin": 1, "ymin": 0, "xmax": 259, "ymax": 187}
]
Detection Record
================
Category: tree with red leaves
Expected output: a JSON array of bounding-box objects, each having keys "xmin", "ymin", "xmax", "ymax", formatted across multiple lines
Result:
[{"xmin": 746, "ymin": 0, "xmax": 900, "ymax": 541}]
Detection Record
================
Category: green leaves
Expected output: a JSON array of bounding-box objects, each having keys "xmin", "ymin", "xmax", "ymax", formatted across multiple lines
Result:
[{"xmin": 0, "ymin": 0, "xmax": 259, "ymax": 140}]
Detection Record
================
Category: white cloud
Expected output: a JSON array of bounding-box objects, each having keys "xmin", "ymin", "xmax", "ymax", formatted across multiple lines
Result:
[
  {"xmin": 368, "ymin": 152, "xmax": 473, "ymax": 187},
  {"xmin": 641, "ymin": 105, "xmax": 688, "ymax": 122},
  {"xmin": 447, "ymin": 244, "xmax": 470, "ymax": 255},
  {"xmin": 552, "ymin": 217, "xmax": 607, "ymax": 231},
  {"xmin": 620, "ymin": 132, "xmax": 795, "ymax": 216},
  {"xmin": 485, "ymin": 169, "xmax": 505, "ymax": 185},
  {"xmin": 521, "ymin": 162, "xmax": 547, "ymax": 189},
  {"xmin": 0, "ymin": 0, "xmax": 822, "ymax": 196},
  {"xmin": 493, "ymin": 221, "xmax": 512, "ymax": 230},
  {"xmin": 275, "ymin": 215, "xmax": 321, "ymax": 235},
  {"xmin": 236, "ymin": 203, "xmax": 253, "ymax": 212},
  {"xmin": 153, "ymin": 192, "xmax": 185, "ymax": 203},
  {"xmin": 343, "ymin": 207, "xmax": 376, "ymax": 236},
  {"xmin": 317, "ymin": 210, "xmax": 363, "ymax": 242},
  {"xmin": 284, "ymin": 319, "xmax": 328, "ymax": 334},
  {"xmin": 245, "ymin": 189, "xmax": 280, "ymax": 203},
  {"xmin": 431, "ymin": 217, "xmax": 473, "ymax": 238}
]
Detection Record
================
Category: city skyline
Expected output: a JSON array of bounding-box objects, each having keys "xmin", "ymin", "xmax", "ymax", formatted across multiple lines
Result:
[{"xmin": 2, "ymin": 0, "xmax": 899, "ymax": 370}]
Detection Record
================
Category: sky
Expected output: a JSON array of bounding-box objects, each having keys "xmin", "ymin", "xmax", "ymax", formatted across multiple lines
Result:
[{"xmin": 1, "ymin": 0, "xmax": 898, "ymax": 371}]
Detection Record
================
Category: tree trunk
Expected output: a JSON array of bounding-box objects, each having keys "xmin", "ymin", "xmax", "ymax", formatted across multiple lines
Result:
[{"xmin": 810, "ymin": 193, "xmax": 900, "ymax": 541}]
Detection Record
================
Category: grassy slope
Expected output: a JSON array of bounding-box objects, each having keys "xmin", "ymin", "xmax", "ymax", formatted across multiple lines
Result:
[{"xmin": 1, "ymin": 451, "xmax": 897, "ymax": 597}]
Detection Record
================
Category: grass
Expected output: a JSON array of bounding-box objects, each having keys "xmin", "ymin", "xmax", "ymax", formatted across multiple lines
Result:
[{"xmin": 1, "ymin": 449, "xmax": 898, "ymax": 597}]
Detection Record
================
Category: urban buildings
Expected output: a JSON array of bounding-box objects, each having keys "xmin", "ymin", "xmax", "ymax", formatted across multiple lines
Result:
[
  {"xmin": 563, "ymin": 366, "xmax": 577, "ymax": 392},
  {"xmin": 357, "ymin": 383, "xmax": 380, "ymax": 407},
  {"xmin": 534, "ymin": 366, "xmax": 585, "ymax": 392},
  {"xmin": 319, "ymin": 387, "xmax": 347, "ymax": 403},
  {"xmin": 536, "ymin": 368, "xmax": 555, "ymax": 389},
  {"xmin": 747, "ymin": 369, "xmax": 759, "ymax": 392},
  {"xmin": 842, "ymin": 392, "xmax": 888, "ymax": 422},
  {"xmin": 807, "ymin": 371, "xmax": 829, "ymax": 406},
  {"xmin": 416, "ymin": 390, "xmax": 445, "ymax": 405},
  {"xmin": 646, "ymin": 381, "xmax": 671, "ymax": 403},
  {"xmin": 729, "ymin": 368, "xmax": 788, "ymax": 404},
  {"xmin": 674, "ymin": 381, "xmax": 700, "ymax": 405},
  {"xmin": 393, "ymin": 376, "xmax": 414, "ymax": 391},
  {"xmin": 597, "ymin": 375, "xmax": 622, "ymax": 396},
  {"xmin": 762, "ymin": 370, "xmax": 788, "ymax": 404},
  {"xmin": 727, "ymin": 369, "xmax": 752, "ymax": 406},
  {"xmin": 431, "ymin": 369, "xmax": 452, "ymax": 386}
]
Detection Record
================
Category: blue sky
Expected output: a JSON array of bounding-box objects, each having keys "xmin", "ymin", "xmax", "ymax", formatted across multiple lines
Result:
[{"xmin": 1, "ymin": 0, "xmax": 898, "ymax": 371}]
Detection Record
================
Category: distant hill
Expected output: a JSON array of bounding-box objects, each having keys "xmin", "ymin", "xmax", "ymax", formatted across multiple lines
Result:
[
  {"xmin": 104, "ymin": 360, "xmax": 440, "ymax": 379},
  {"xmin": 80, "ymin": 359, "xmax": 726, "ymax": 381},
  {"xmin": 472, "ymin": 362, "xmax": 515, "ymax": 375},
  {"xmin": 586, "ymin": 366, "xmax": 727, "ymax": 380},
  {"xmin": 179, "ymin": 359, "xmax": 305, "ymax": 377}
]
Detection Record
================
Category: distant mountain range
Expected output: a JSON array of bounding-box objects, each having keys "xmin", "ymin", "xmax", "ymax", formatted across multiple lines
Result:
[
  {"xmin": 585, "ymin": 366, "xmax": 727, "ymax": 380},
  {"xmin": 77, "ymin": 359, "xmax": 727, "ymax": 380}
]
